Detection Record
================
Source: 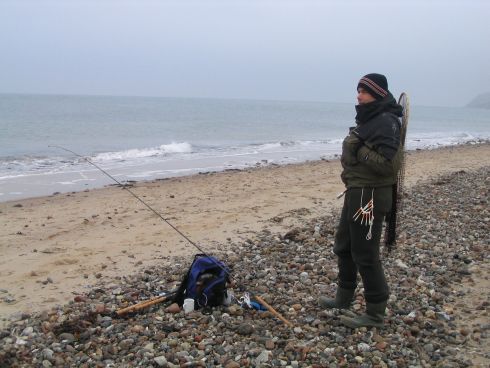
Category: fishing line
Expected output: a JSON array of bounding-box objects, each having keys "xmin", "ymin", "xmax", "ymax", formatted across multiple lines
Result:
[{"xmin": 49, "ymin": 145, "xmax": 219, "ymax": 266}]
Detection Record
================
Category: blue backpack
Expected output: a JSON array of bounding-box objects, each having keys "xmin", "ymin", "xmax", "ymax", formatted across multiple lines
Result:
[{"xmin": 173, "ymin": 254, "xmax": 230, "ymax": 309}]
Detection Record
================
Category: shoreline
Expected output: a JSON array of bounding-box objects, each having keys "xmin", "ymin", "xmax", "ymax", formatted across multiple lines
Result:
[
  {"xmin": 1, "ymin": 143, "xmax": 489, "ymax": 328},
  {"xmin": 1, "ymin": 140, "xmax": 489, "ymax": 204}
]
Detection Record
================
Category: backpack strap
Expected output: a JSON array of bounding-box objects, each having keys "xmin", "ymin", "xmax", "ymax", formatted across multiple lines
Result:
[{"xmin": 172, "ymin": 254, "xmax": 205, "ymax": 306}]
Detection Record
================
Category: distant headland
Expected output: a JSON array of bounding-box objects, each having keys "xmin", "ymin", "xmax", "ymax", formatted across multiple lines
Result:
[{"xmin": 467, "ymin": 92, "xmax": 490, "ymax": 109}]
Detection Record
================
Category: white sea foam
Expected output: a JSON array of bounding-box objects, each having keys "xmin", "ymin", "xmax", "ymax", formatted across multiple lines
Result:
[
  {"xmin": 55, "ymin": 178, "xmax": 96, "ymax": 185},
  {"xmin": 1, "ymin": 133, "xmax": 487, "ymax": 185},
  {"xmin": 159, "ymin": 142, "xmax": 193, "ymax": 153},
  {"xmin": 406, "ymin": 131, "xmax": 488, "ymax": 150},
  {"xmin": 93, "ymin": 142, "xmax": 193, "ymax": 162}
]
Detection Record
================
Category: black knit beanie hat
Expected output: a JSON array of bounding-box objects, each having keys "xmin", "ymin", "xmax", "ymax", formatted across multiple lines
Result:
[{"xmin": 357, "ymin": 73, "xmax": 389, "ymax": 100}]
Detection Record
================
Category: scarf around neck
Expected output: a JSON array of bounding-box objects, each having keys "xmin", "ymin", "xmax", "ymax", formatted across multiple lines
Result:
[{"xmin": 355, "ymin": 93, "xmax": 403, "ymax": 124}]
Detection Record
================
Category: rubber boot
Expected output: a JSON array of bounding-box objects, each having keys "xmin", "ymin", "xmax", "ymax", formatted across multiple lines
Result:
[
  {"xmin": 318, "ymin": 287, "xmax": 355, "ymax": 309},
  {"xmin": 340, "ymin": 300, "xmax": 387, "ymax": 328}
]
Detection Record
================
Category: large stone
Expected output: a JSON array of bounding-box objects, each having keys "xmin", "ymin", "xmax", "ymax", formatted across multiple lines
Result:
[
  {"xmin": 165, "ymin": 303, "xmax": 181, "ymax": 314},
  {"xmin": 58, "ymin": 333, "xmax": 75, "ymax": 343},
  {"xmin": 254, "ymin": 350, "xmax": 270, "ymax": 365},
  {"xmin": 237, "ymin": 323, "xmax": 254, "ymax": 335},
  {"xmin": 154, "ymin": 356, "xmax": 168, "ymax": 366}
]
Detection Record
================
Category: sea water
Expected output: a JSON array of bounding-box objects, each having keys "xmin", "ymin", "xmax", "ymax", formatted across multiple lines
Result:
[{"xmin": 1, "ymin": 93, "xmax": 489, "ymax": 202}]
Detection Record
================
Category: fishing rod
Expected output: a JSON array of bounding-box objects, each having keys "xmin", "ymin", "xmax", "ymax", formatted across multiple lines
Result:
[{"xmin": 50, "ymin": 145, "xmax": 293, "ymax": 326}]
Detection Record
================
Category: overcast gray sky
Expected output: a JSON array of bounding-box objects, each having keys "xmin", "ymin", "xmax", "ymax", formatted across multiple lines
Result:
[{"xmin": 0, "ymin": 0, "xmax": 488, "ymax": 106}]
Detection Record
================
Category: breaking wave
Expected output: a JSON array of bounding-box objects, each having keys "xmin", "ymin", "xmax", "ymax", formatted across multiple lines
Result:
[{"xmin": 94, "ymin": 142, "xmax": 193, "ymax": 161}]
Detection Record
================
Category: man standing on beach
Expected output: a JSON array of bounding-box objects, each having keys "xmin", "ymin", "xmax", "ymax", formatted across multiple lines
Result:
[{"xmin": 319, "ymin": 73, "xmax": 403, "ymax": 328}]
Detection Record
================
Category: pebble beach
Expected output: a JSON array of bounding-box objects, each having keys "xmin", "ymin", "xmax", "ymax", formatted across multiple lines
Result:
[{"xmin": 1, "ymin": 144, "xmax": 489, "ymax": 367}]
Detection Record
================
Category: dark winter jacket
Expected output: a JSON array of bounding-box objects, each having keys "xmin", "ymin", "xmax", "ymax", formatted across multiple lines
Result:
[{"xmin": 341, "ymin": 93, "xmax": 403, "ymax": 188}]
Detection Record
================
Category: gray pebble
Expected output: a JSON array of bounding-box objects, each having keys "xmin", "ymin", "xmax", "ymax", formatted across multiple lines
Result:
[{"xmin": 154, "ymin": 356, "xmax": 168, "ymax": 366}]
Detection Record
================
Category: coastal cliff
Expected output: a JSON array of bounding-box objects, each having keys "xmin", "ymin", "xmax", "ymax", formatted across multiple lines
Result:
[{"xmin": 467, "ymin": 92, "xmax": 490, "ymax": 109}]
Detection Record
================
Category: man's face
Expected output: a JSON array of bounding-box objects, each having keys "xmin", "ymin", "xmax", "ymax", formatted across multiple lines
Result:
[{"xmin": 357, "ymin": 87, "xmax": 377, "ymax": 105}]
